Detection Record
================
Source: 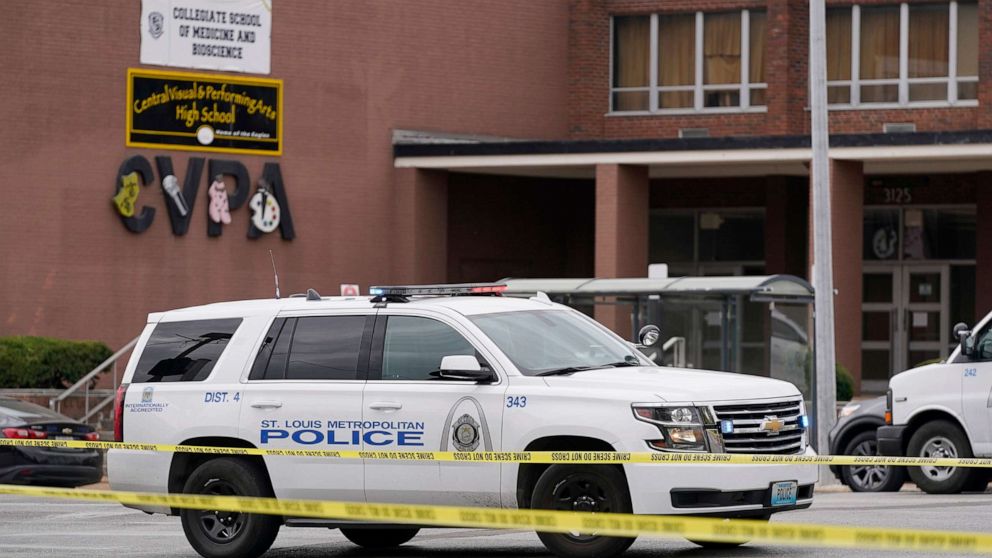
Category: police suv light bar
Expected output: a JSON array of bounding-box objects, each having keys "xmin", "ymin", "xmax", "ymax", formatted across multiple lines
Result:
[{"xmin": 368, "ymin": 283, "xmax": 507, "ymax": 298}]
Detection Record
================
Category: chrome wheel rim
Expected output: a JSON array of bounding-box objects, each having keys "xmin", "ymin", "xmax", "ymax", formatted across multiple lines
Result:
[
  {"xmin": 848, "ymin": 438, "xmax": 891, "ymax": 491},
  {"xmin": 919, "ymin": 436, "xmax": 958, "ymax": 482}
]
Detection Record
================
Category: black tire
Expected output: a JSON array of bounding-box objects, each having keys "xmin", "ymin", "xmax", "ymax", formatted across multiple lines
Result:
[
  {"xmin": 340, "ymin": 527, "xmax": 420, "ymax": 548},
  {"xmin": 906, "ymin": 420, "xmax": 976, "ymax": 495},
  {"xmin": 531, "ymin": 465, "xmax": 635, "ymax": 558},
  {"xmin": 964, "ymin": 472, "xmax": 990, "ymax": 493},
  {"xmin": 686, "ymin": 516, "xmax": 768, "ymax": 549},
  {"xmin": 180, "ymin": 458, "xmax": 280, "ymax": 558},
  {"xmin": 840, "ymin": 430, "xmax": 906, "ymax": 492}
]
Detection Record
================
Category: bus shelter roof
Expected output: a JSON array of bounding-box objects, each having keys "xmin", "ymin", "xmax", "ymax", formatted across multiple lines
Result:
[{"xmin": 501, "ymin": 274, "xmax": 814, "ymax": 303}]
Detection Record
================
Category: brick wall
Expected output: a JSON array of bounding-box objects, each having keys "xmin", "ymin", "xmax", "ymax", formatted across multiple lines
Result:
[
  {"xmin": 570, "ymin": 0, "xmax": 990, "ymax": 139},
  {"xmin": 0, "ymin": 0, "xmax": 572, "ymax": 349}
]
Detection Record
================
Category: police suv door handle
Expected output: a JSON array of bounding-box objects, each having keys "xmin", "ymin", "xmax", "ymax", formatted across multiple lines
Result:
[
  {"xmin": 250, "ymin": 401, "xmax": 283, "ymax": 409},
  {"xmin": 369, "ymin": 401, "xmax": 403, "ymax": 411}
]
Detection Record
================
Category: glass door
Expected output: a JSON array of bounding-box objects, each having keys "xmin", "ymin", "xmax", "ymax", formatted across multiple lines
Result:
[
  {"xmin": 902, "ymin": 265, "xmax": 949, "ymax": 370},
  {"xmin": 861, "ymin": 265, "xmax": 950, "ymax": 393},
  {"xmin": 861, "ymin": 267, "xmax": 900, "ymax": 393}
]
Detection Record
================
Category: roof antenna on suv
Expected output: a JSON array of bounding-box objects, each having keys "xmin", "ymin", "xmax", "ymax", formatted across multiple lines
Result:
[{"xmin": 268, "ymin": 250, "xmax": 281, "ymax": 299}]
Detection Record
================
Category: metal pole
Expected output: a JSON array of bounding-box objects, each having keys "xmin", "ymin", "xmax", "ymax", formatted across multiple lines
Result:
[
  {"xmin": 809, "ymin": 0, "xmax": 838, "ymax": 479},
  {"xmin": 721, "ymin": 298, "xmax": 730, "ymax": 371}
]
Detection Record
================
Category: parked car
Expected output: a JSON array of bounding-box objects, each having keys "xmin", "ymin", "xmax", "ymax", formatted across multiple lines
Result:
[
  {"xmin": 0, "ymin": 396, "xmax": 103, "ymax": 487},
  {"xmin": 828, "ymin": 397, "xmax": 905, "ymax": 492}
]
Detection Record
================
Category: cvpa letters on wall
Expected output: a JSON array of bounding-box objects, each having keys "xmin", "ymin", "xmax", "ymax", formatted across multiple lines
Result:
[{"xmin": 112, "ymin": 155, "xmax": 295, "ymax": 240}]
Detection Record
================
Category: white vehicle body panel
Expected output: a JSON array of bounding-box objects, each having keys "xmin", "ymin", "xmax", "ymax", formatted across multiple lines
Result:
[
  {"xmin": 889, "ymin": 309, "xmax": 992, "ymax": 456},
  {"xmin": 109, "ymin": 294, "xmax": 816, "ymax": 517}
]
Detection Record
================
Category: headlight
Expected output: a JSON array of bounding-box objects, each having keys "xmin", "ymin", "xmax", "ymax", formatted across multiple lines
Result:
[
  {"xmin": 839, "ymin": 403, "xmax": 861, "ymax": 418},
  {"xmin": 634, "ymin": 406, "xmax": 700, "ymax": 424},
  {"xmin": 632, "ymin": 405, "xmax": 709, "ymax": 452}
]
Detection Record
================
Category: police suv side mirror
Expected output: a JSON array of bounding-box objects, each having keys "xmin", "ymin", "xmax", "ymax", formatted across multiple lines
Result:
[
  {"xmin": 638, "ymin": 325, "xmax": 661, "ymax": 347},
  {"xmin": 954, "ymin": 322, "xmax": 974, "ymax": 357},
  {"xmin": 433, "ymin": 355, "xmax": 496, "ymax": 383}
]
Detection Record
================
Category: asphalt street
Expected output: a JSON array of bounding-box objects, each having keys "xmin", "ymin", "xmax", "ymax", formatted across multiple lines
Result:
[{"xmin": 2, "ymin": 488, "xmax": 990, "ymax": 557}]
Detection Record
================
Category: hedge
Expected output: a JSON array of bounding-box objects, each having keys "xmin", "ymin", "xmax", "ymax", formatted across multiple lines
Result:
[
  {"xmin": 0, "ymin": 337, "xmax": 113, "ymax": 389},
  {"xmin": 836, "ymin": 363, "xmax": 854, "ymax": 402}
]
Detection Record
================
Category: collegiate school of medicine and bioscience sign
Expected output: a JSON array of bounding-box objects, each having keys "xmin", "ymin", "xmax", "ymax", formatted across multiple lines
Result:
[
  {"xmin": 140, "ymin": 0, "xmax": 272, "ymax": 74},
  {"xmin": 127, "ymin": 68, "xmax": 282, "ymax": 156}
]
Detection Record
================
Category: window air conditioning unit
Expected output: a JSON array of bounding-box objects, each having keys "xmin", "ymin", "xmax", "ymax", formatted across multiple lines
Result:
[
  {"xmin": 883, "ymin": 123, "xmax": 916, "ymax": 134},
  {"xmin": 678, "ymin": 128, "xmax": 710, "ymax": 138}
]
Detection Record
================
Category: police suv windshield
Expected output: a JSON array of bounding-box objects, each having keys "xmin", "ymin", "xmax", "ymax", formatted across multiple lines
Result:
[{"xmin": 469, "ymin": 309, "xmax": 646, "ymax": 376}]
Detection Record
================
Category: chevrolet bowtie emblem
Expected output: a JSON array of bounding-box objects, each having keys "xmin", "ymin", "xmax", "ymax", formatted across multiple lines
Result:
[{"xmin": 759, "ymin": 416, "xmax": 784, "ymax": 435}]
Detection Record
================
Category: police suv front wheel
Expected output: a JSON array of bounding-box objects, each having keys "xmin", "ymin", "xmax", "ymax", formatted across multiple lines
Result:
[
  {"xmin": 340, "ymin": 527, "xmax": 420, "ymax": 548},
  {"xmin": 180, "ymin": 458, "xmax": 280, "ymax": 558},
  {"xmin": 531, "ymin": 464, "xmax": 636, "ymax": 558}
]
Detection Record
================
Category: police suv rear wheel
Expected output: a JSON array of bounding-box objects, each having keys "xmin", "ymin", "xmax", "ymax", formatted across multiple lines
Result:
[
  {"xmin": 531, "ymin": 465, "xmax": 635, "ymax": 558},
  {"xmin": 340, "ymin": 527, "xmax": 420, "ymax": 548},
  {"xmin": 180, "ymin": 458, "xmax": 280, "ymax": 558}
]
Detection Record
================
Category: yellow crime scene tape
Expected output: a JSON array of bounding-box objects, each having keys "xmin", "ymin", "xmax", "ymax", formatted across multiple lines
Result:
[
  {"xmin": 1, "ymin": 483, "xmax": 991, "ymax": 554},
  {"xmin": 2, "ymin": 437, "xmax": 992, "ymax": 468}
]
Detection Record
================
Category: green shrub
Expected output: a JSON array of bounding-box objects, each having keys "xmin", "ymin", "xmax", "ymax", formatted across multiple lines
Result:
[
  {"xmin": 836, "ymin": 363, "xmax": 854, "ymax": 402},
  {"xmin": 0, "ymin": 337, "xmax": 112, "ymax": 389}
]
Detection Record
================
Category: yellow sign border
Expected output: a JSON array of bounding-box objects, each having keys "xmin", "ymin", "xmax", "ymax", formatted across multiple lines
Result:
[{"xmin": 125, "ymin": 67, "xmax": 284, "ymax": 156}]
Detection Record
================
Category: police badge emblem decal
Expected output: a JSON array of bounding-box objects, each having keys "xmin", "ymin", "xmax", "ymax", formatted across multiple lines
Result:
[
  {"xmin": 142, "ymin": 387, "xmax": 154, "ymax": 403},
  {"xmin": 452, "ymin": 414, "xmax": 481, "ymax": 452},
  {"xmin": 148, "ymin": 12, "xmax": 164, "ymax": 39}
]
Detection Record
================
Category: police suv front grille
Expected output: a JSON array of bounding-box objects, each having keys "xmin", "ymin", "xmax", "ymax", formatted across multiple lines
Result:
[{"xmin": 712, "ymin": 399, "xmax": 805, "ymax": 455}]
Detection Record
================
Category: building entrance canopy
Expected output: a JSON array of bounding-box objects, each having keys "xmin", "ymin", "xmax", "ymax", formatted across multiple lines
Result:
[{"xmin": 503, "ymin": 275, "xmax": 816, "ymax": 406}]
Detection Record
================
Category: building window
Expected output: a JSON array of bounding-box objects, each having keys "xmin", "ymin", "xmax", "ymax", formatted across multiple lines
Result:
[
  {"xmin": 649, "ymin": 209, "xmax": 766, "ymax": 268},
  {"xmin": 827, "ymin": 2, "xmax": 977, "ymax": 108},
  {"xmin": 611, "ymin": 10, "xmax": 766, "ymax": 114}
]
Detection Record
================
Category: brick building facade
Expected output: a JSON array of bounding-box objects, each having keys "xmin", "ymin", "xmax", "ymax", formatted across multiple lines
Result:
[{"xmin": 2, "ymin": 0, "xmax": 991, "ymax": 393}]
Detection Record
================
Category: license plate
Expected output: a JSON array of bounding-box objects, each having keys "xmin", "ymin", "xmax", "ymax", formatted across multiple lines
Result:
[
  {"xmin": 770, "ymin": 481, "xmax": 798, "ymax": 506},
  {"xmin": 53, "ymin": 436, "xmax": 74, "ymax": 440}
]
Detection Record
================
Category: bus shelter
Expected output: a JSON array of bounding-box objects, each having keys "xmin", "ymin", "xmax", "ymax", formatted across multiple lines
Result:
[{"xmin": 502, "ymin": 275, "xmax": 816, "ymax": 402}]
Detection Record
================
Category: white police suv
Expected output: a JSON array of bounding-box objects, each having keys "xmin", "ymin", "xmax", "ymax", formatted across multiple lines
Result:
[{"xmin": 108, "ymin": 283, "xmax": 816, "ymax": 558}]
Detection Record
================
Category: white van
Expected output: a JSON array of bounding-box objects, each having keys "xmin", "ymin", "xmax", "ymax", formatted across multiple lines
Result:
[
  {"xmin": 108, "ymin": 284, "xmax": 817, "ymax": 558},
  {"xmin": 879, "ymin": 312, "xmax": 992, "ymax": 494}
]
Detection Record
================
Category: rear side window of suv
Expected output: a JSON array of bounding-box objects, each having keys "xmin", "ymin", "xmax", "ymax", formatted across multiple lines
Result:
[
  {"xmin": 132, "ymin": 319, "xmax": 243, "ymax": 383},
  {"xmin": 250, "ymin": 316, "xmax": 370, "ymax": 381}
]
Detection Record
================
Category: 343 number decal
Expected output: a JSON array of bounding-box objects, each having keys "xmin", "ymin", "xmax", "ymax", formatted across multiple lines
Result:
[{"xmin": 506, "ymin": 396, "xmax": 527, "ymax": 408}]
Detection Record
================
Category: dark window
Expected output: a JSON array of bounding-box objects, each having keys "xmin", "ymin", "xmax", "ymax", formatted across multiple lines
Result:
[
  {"xmin": 950, "ymin": 265, "xmax": 976, "ymax": 331},
  {"xmin": 863, "ymin": 209, "xmax": 900, "ymax": 261},
  {"xmin": 249, "ymin": 318, "xmax": 287, "ymax": 380},
  {"xmin": 132, "ymin": 319, "xmax": 242, "ymax": 383},
  {"xmin": 650, "ymin": 213, "xmax": 695, "ymax": 263},
  {"xmin": 698, "ymin": 212, "xmax": 764, "ymax": 262},
  {"xmin": 973, "ymin": 320, "xmax": 992, "ymax": 362},
  {"xmin": 267, "ymin": 318, "xmax": 296, "ymax": 379},
  {"xmin": 381, "ymin": 316, "xmax": 476, "ymax": 381},
  {"xmin": 904, "ymin": 208, "xmax": 976, "ymax": 261},
  {"xmin": 285, "ymin": 316, "xmax": 366, "ymax": 380}
]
